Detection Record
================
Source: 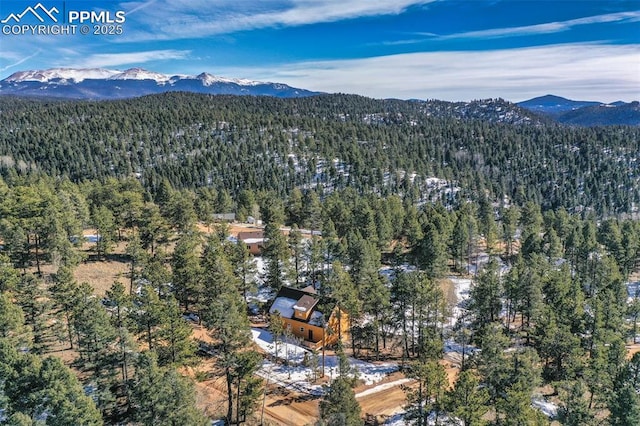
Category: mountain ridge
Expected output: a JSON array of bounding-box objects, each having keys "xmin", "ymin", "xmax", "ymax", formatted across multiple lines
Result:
[
  {"xmin": 518, "ymin": 94, "xmax": 639, "ymax": 126},
  {"xmin": 517, "ymin": 94, "xmax": 602, "ymax": 115},
  {"xmin": 0, "ymin": 67, "xmax": 319, "ymax": 99},
  {"xmin": 2, "ymin": 67, "xmax": 638, "ymax": 126}
]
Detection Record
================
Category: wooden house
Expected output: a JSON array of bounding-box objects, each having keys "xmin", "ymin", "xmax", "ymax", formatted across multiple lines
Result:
[
  {"xmin": 269, "ymin": 286, "xmax": 348, "ymax": 349},
  {"xmin": 237, "ymin": 230, "xmax": 265, "ymax": 255}
]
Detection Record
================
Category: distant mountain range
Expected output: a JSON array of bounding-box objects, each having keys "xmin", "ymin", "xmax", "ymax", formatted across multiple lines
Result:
[
  {"xmin": 1, "ymin": 68, "xmax": 638, "ymax": 126},
  {"xmin": 0, "ymin": 67, "xmax": 318, "ymax": 99},
  {"xmin": 517, "ymin": 94, "xmax": 639, "ymax": 126}
]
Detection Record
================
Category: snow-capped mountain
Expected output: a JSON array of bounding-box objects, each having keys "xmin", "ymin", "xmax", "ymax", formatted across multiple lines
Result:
[
  {"xmin": 4, "ymin": 68, "xmax": 120, "ymax": 83},
  {"xmin": 0, "ymin": 67, "xmax": 319, "ymax": 99},
  {"xmin": 195, "ymin": 72, "xmax": 261, "ymax": 87},
  {"xmin": 107, "ymin": 68, "xmax": 170, "ymax": 83}
]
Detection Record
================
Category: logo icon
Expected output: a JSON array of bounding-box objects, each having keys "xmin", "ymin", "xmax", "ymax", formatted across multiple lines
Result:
[{"xmin": 1, "ymin": 2, "xmax": 59, "ymax": 24}]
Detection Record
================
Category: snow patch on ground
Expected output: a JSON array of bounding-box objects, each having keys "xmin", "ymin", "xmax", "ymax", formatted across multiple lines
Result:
[
  {"xmin": 627, "ymin": 281, "xmax": 640, "ymax": 303},
  {"xmin": 251, "ymin": 328, "xmax": 399, "ymax": 395},
  {"xmin": 254, "ymin": 256, "xmax": 266, "ymax": 281},
  {"xmin": 532, "ymin": 397, "xmax": 558, "ymax": 418},
  {"xmin": 448, "ymin": 277, "xmax": 472, "ymax": 326},
  {"xmin": 465, "ymin": 253, "xmax": 510, "ymax": 276},
  {"xmin": 384, "ymin": 412, "xmax": 460, "ymax": 425},
  {"xmin": 379, "ymin": 264, "xmax": 417, "ymax": 283},
  {"xmin": 444, "ymin": 276, "xmax": 479, "ymax": 356},
  {"xmin": 383, "ymin": 413, "xmax": 407, "ymax": 425}
]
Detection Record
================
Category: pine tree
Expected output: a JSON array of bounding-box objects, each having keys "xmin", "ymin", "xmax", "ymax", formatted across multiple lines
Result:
[
  {"xmin": 446, "ymin": 370, "xmax": 489, "ymax": 426},
  {"xmin": 557, "ymin": 380, "xmax": 594, "ymax": 426},
  {"xmin": 230, "ymin": 239, "xmax": 257, "ymax": 304},
  {"xmin": 92, "ymin": 205, "xmax": 116, "ymax": 258},
  {"xmin": 268, "ymin": 310, "xmax": 285, "ymax": 359},
  {"xmin": 469, "ymin": 260, "xmax": 503, "ymax": 335},
  {"xmin": 0, "ymin": 253, "xmax": 19, "ymax": 292},
  {"xmin": 73, "ymin": 284, "xmax": 119, "ymax": 416},
  {"xmin": 171, "ymin": 233, "xmax": 202, "ymax": 310},
  {"xmin": 139, "ymin": 203, "xmax": 169, "ymax": 255},
  {"xmin": 501, "ymin": 205, "xmax": 519, "ymax": 259},
  {"xmin": 324, "ymin": 261, "xmax": 360, "ymax": 342},
  {"xmin": 202, "ymin": 291, "xmax": 255, "ymax": 424},
  {"xmin": 286, "ymin": 188, "xmax": 304, "ymax": 225},
  {"xmin": 125, "ymin": 233, "xmax": 146, "ymax": 295},
  {"xmin": 415, "ymin": 221, "xmax": 448, "ymax": 279},
  {"xmin": 451, "ymin": 212, "xmax": 470, "ymax": 272},
  {"xmin": 131, "ymin": 352, "xmax": 208, "ymax": 426},
  {"xmin": 319, "ymin": 377, "xmax": 363, "ymax": 426},
  {"xmin": 477, "ymin": 323, "xmax": 510, "ymax": 403},
  {"xmin": 15, "ymin": 273, "xmax": 51, "ymax": 353},
  {"xmin": 156, "ymin": 296, "xmax": 194, "ymax": 366},
  {"xmin": 133, "ymin": 284, "xmax": 165, "ymax": 351},
  {"xmin": 200, "ymin": 235, "xmax": 239, "ymax": 303},
  {"xmin": 497, "ymin": 379, "xmax": 546, "ymax": 426},
  {"xmin": 0, "ymin": 292, "xmax": 28, "ymax": 348},
  {"xmin": 139, "ymin": 251, "xmax": 170, "ymax": 296},
  {"xmin": 2, "ymin": 354, "xmax": 102, "ymax": 426},
  {"xmin": 166, "ymin": 190, "xmax": 197, "ymax": 233},
  {"xmin": 263, "ymin": 222, "xmax": 289, "ymax": 292},
  {"xmin": 477, "ymin": 195, "xmax": 498, "ymax": 253},
  {"xmin": 303, "ymin": 190, "xmax": 323, "ymax": 230},
  {"xmin": 404, "ymin": 359, "xmax": 448, "ymax": 426},
  {"xmin": 105, "ymin": 281, "xmax": 136, "ymax": 384},
  {"xmin": 287, "ymin": 225, "xmax": 304, "ymax": 286},
  {"xmin": 50, "ymin": 266, "xmax": 81, "ymax": 349},
  {"xmin": 231, "ymin": 351, "xmax": 263, "ymax": 424}
]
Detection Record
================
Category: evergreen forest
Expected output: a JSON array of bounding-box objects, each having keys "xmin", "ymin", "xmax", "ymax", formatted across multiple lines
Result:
[{"xmin": 0, "ymin": 92, "xmax": 639, "ymax": 425}]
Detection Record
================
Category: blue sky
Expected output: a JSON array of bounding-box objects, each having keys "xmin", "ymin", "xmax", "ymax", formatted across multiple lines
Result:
[{"xmin": 1, "ymin": 0, "xmax": 638, "ymax": 101}]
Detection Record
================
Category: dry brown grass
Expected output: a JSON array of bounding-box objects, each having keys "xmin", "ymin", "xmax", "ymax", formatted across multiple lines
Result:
[
  {"xmin": 627, "ymin": 343, "xmax": 640, "ymax": 360},
  {"xmin": 196, "ymin": 222, "xmax": 264, "ymax": 238},
  {"xmin": 73, "ymin": 259, "xmax": 130, "ymax": 296}
]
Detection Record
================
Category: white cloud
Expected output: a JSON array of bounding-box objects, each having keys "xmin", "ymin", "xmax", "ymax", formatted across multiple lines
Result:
[
  {"xmin": 0, "ymin": 50, "xmax": 42, "ymax": 73},
  {"xmin": 74, "ymin": 49, "xmax": 191, "ymax": 68},
  {"xmin": 122, "ymin": 0, "xmax": 159, "ymax": 15},
  {"xmin": 210, "ymin": 43, "xmax": 640, "ymax": 102},
  {"xmin": 429, "ymin": 11, "xmax": 640, "ymax": 40},
  {"xmin": 120, "ymin": 0, "xmax": 435, "ymax": 40}
]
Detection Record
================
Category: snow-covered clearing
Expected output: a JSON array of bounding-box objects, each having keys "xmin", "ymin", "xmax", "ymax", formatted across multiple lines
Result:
[
  {"xmin": 251, "ymin": 328, "xmax": 399, "ymax": 396},
  {"xmin": 444, "ymin": 276, "xmax": 479, "ymax": 357},
  {"xmin": 379, "ymin": 264, "xmax": 417, "ymax": 283},
  {"xmin": 447, "ymin": 277, "xmax": 471, "ymax": 326}
]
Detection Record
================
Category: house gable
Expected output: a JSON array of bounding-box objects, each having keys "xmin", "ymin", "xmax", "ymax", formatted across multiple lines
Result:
[
  {"xmin": 268, "ymin": 286, "xmax": 349, "ymax": 348},
  {"xmin": 292, "ymin": 294, "xmax": 318, "ymax": 321}
]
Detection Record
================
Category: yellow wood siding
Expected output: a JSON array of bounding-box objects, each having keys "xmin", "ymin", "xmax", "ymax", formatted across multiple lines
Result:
[{"xmin": 277, "ymin": 308, "xmax": 349, "ymax": 348}]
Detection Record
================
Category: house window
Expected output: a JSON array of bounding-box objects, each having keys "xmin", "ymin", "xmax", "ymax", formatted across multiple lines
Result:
[{"xmin": 300, "ymin": 327, "xmax": 304, "ymax": 332}]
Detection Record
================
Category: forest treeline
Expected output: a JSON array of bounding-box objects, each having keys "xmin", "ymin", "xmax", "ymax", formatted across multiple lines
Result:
[
  {"xmin": 1, "ymin": 172, "xmax": 640, "ymax": 424},
  {"xmin": 1, "ymin": 93, "xmax": 639, "ymax": 216}
]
